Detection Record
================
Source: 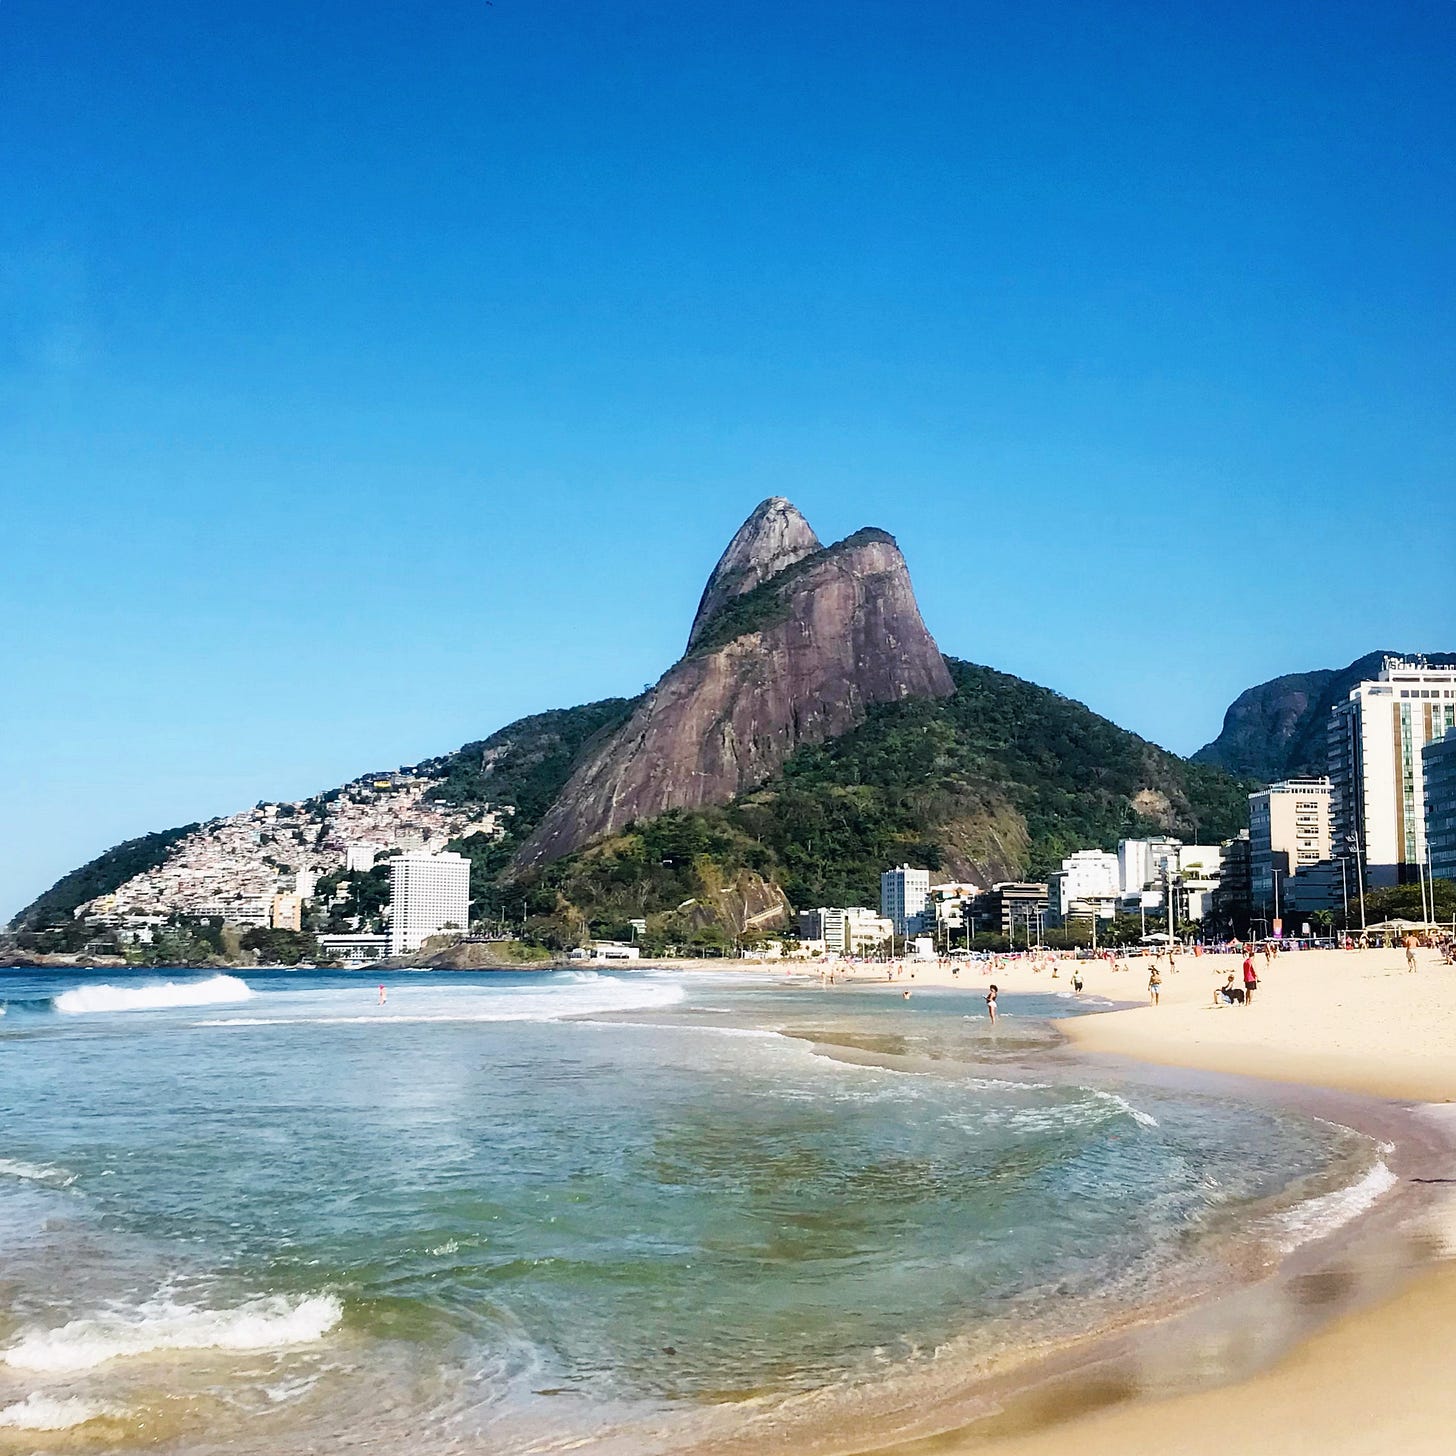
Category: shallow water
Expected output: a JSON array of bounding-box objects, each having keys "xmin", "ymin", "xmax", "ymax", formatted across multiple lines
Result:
[{"xmin": 0, "ymin": 967, "xmax": 1380, "ymax": 1452}]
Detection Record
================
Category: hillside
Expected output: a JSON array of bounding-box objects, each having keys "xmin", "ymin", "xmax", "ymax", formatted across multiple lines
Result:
[
  {"xmin": 1195, "ymin": 651, "xmax": 1456, "ymax": 779},
  {"xmin": 493, "ymin": 658, "xmax": 1253, "ymax": 950},
  {"xmin": 10, "ymin": 825, "xmax": 199, "ymax": 932}
]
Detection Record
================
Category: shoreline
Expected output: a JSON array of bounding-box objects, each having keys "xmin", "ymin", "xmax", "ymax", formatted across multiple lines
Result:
[{"xmin": 781, "ymin": 947, "xmax": 1456, "ymax": 1456}]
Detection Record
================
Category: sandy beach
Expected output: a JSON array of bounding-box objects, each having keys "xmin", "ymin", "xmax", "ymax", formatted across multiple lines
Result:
[{"xmin": 769, "ymin": 945, "xmax": 1456, "ymax": 1456}]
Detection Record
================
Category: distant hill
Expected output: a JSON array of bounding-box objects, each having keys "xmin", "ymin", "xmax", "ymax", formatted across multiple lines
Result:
[
  {"xmin": 10, "ymin": 825, "xmax": 198, "ymax": 932},
  {"xmin": 1194, "ymin": 651, "xmax": 1456, "ymax": 780}
]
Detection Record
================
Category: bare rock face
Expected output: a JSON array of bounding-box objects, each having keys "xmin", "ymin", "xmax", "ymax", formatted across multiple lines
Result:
[
  {"xmin": 515, "ymin": 509, "xmax": 954, "ymax": 869},
  {"xmin": 686, "ymin": 497, "xmax": 822, "ymax": 651}
]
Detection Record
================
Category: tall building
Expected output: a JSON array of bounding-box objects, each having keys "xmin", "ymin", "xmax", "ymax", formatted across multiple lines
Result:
[
  {"xmin": 1329, "ymin": 660, "xmax": 1456, "ymax": 887},
  {"xmin": 1211, "ymin": 831, "xmax": 1252, "ymax": 936},
  {"xmin": 269, "ymin": 893, "xmax": 303, "ymax": 932},
  {"xmin": 1248, "ymin": 778, "xmax": 1337, "ymax": 916},
  {"xmin": 1046, "ymin": 850, "xmax": 1120, "ymax": 927},
  {"xmin": 1117, "ymin": 838, "xmax": 1182, "ymax": 895},
  {"xmin": 388, "ymin": 851, "xmax": 471, "ymax": 955},
  {"xmin": 1424, "ymin": 728, "xmax": 1456, "ymax": 885},
  {"xmin": 880, "ymin": 865, "xmax": 930, "ymax": 935}
]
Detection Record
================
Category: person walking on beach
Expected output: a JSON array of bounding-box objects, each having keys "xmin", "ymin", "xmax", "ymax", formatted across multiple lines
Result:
[
  {"xmin": 985, "ymin": 984, "xmax": 999, "ymax": 1024},
  {"xmin": 1148, "ymin": 963, "xmax": 1162, "ymax": 1005},
  {"xmin": 1242, "ymin": 951, "xmax": 1257, "ymax": 1006},
  {"xmin": 1405, "ymin": 935, "xmax": 1418, "ymax": 973}
]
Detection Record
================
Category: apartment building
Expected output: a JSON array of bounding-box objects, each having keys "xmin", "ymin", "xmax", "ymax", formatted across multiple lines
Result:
[
  {"xmin": 1249, "ymin": 778, "xmax": 1337, "ymax": 915},
  {"xmin": 1329, "ymin": 659, "xmax": 1456, "ymax": 887},
  {"xmin": 1424, "ymin": 728, "xmax": 1456, "ymax": 885},
  {"xmin": 880, "ymin": 865, "xmax": 931, "ymax": 935},
  {"xmin": 387, "ymin": 851, "xmax": 471, "ymax": 955}
]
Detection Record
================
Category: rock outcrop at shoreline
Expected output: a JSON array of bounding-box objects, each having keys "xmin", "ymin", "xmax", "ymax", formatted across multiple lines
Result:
[{"xmin": 513, "ymin": 503, "xmax": 955, "ymax": 868}]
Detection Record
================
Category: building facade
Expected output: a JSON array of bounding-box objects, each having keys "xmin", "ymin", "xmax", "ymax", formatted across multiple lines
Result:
[
  {"xmin": 1248, "ymin": 778, "xmax": 1337, "ymax": 917},
  {"xmin": 387, "ymin": 851, "xmax": 471, "ymax": 955},
  {"xmin": 1329, "ymin": 659, "xmax": 1456, "ymax": 887},
  {"xmin": 1117, "ymin": 838, "xmax": 1182, "ymax": 895},
  {"xmin": 1046, "ymin": 850, "xmax": 1120, "ymax": 927},
  {"xmin": 880, "ymin": 865, "xmax": 931, "ymax": 935},
  {"xmin": 1424, "ymin": 728, "xmax": 1456, "ymax": 885},
  {"xmin": 796, "ymin": 907, "xmax": 892, "ymax": 954},
  {"xmin": 977, "ymin": 882, "xmax": 1049, "ymax": 943}
]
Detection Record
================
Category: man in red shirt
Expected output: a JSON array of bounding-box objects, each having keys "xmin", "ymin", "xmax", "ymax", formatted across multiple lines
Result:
[{"xmin": 1242, "ymin": 950, "xmax": 1258, "ymax": 1005}]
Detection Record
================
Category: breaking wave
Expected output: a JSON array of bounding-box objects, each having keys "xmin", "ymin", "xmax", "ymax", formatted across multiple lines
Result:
[
  {"xmin": 1274, "ymin": 1154, "xmax": 1398, "ymax": 1252},
  {"xmin": 0, "ymin": 1158, "xmax": 76, "ymax": 1187},
  {"xmin": 2, "ymin": 1293, "xmax": 342, "ymax": 1373},
  {"xmin": 198, "ymin": 977, "xmax": 686, "ymax": 1027},
  {"xmin": 0, "ymin": 1395, "xmax": 121, "ymax": 1430},
  {"xmin": 53, "ymin": 974, "xmax": 254, "ymax": 1016}
]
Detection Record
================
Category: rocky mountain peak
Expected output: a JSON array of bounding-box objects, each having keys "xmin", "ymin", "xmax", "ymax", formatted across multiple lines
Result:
[
  {"xmin": 515, "ymin": 510, "xmax": 954, "ymax": 869},
  {"xmin": 686, "ymin": 497, "xmax": 823, "ymax": 651}
]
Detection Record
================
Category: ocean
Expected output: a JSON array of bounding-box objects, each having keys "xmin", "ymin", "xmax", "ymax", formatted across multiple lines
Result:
[{"xmin": 0, "ymin": 967, "xmax": 1384, "ymax": 1452}]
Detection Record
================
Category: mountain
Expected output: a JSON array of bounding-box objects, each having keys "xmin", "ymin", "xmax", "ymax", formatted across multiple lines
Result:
[
  {"xmin": 510, "ymin": 658, "xmax": 1252, "ymax": 950},
  {"xmin": 686, "ymin": 496, "xmax": 822, "ymax": 651},
  {"xmin": 1194, "ymin": 651, "xmax": 1456, "ymax": 780},
  {"xmin": 12, "ymin": 496, "xmax": 1255, "ymax": 954},
  {"xmin": 513, "ymin": 509, "xmax": 956, "ymax": 868}
]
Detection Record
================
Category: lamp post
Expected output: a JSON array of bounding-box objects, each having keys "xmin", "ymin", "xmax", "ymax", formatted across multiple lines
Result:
[{"xmin": 1350, "ymin": 830, "xmax": 1367, "ymax": 934}]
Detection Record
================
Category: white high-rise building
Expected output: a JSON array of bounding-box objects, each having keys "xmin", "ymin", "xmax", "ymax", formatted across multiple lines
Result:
[
  {"xmin": 1046, "ymin": 850, "xmax": 1120, "ymax": 926},
  {"xmin": 880, "ymin": 865, "xmax": 931, "ymax": 935},
  {"xmin": 1116, "ymin": 838, "xmax": 1182, "ymax": 895},
  {"xmin": 388, "ymin": 851, "xmax": 471, "ymax": 955},
  {"xmin": 1329, "ymin": 659, "xmax": 1456, "ymax": 888}
]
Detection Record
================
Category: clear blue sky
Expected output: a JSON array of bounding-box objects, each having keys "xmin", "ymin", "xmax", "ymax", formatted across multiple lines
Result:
[{"xmin": 4, "ymin": 0, "xmax": 1454, "ymax": 920}]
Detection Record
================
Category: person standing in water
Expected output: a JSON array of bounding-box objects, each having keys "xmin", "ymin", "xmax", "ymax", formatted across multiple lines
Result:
[
  {"xmin": 985, "ymin": 984, "xmax": 999, "ymax": 1024},
  {"xmin": 378, "ymin": 985, "xmax": 387, "ymax": 1006}
]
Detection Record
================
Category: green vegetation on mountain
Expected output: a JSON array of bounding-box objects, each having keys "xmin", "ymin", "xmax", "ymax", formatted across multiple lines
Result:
[
  {"xmin": 9, "ymin": 824, "xmax": 198, "ymax": 931},
  {"xmin": 494, "ymin": 658, "xmax": 1254, "ymax": 948},
  {"xmin": 423, "ymin": 696, "xmax": 641, "ymax": 821}
]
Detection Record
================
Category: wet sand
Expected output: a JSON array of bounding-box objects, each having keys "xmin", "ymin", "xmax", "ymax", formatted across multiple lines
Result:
[{"xmin": 762, "ymin": 945, "xmax": 1456, "ymax": 1456}]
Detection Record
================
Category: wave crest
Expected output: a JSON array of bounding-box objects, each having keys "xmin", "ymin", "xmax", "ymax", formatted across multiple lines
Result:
[
  {"xmin": 2, "ymin": 1293, "xmax": 341, "ymax": 1373},
  {"xmin": 54, "ymin": 974, "xmax": 254, "ymax": 1016},
  {"xmin": 0, "ymin": 1158, "xmax": 76, "ymax": 1187},
  {"xmin": 0, "ymin": 1395, "xmax": 122, "ymax": 1430},
  {"xmin": 1274, "ymin": 1157, "xmax": 1398, "ymax": 1252}
]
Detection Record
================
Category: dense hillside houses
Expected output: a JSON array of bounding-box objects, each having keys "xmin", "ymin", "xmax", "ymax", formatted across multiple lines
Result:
[{"xmin": 80, "ymin": 776, "xmax": 501, "ymax": 931}]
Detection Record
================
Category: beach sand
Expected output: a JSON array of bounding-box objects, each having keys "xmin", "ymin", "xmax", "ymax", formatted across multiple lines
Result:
[{"xmin": 751, "ymin": 945, "xmax": 1456, "ymax": 1456}]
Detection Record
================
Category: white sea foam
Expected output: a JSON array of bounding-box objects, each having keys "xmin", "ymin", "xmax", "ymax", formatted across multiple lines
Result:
[
  {"xmin": 1273, "ymin": 1155, "xmax": 1398, "ymax": 1252},
  {"xmin": 0, "ymin": 1394, "xmax": 121, "ymax": 1430},
  {"xmin": 54, "ymin": 974, "xmax": 254, "ymax": 1016},
  {"xmin": 2, "ymin": 1293, "xmax": 342, "ymax": 1373},
  {"xmin": 197, "ymin": 979, "xmax": 685, "ymax": 1027},
  {"xmin": 1091, "ymin": 1089, "xmax": 1160, "ymax": 1128},
  {"xmin": 0, "ymin": 1158, "xmax": 76, "ymax": 1187}
]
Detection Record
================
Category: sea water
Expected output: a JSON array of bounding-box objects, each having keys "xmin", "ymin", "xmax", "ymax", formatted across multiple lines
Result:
[{"xmin": 0, "ymin": 968, "xmax": 1382, "ymax": 1452}]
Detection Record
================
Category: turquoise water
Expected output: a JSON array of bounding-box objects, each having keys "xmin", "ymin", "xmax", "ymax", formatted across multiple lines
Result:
[{"xmin": 0, "ymin": 968, "xmax": 1376, "ymax": 1452}]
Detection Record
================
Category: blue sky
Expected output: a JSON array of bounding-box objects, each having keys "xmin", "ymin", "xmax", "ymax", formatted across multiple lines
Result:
[{"xmin": 3, "ymin": 0, "xmax": 1454, "ymax": 920}]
